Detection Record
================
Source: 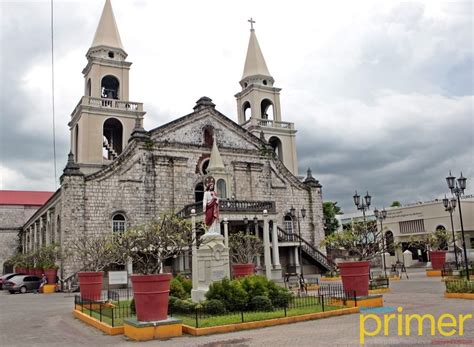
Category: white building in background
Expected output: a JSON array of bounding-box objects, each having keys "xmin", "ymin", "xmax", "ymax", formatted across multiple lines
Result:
[{"xmin": 336, "ymin": 196, "xmax": 474, "ymax": 267}]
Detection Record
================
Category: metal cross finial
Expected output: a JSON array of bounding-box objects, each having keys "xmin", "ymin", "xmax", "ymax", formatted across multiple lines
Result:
[{"xmin": 248, "ymin": 17, "xmax": 255, "ymax": 30}]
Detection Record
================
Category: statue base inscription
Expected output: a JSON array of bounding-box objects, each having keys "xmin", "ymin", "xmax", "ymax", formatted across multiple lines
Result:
[{"xmin": 191, "ymin": 234, "xmax": 230, "ymax": 302}]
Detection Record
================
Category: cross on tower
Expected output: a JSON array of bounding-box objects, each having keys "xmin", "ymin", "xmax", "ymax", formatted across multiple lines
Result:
[{"xmin": 248, "ymin": 17, "xmax": 255, "ymax": 30}]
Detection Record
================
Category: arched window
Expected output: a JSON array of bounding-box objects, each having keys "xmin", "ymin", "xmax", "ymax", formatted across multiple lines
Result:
[
  {"xmin": 101, "ymin": 75, "xmax": 120, "ymax": 99},
  {"xmin": 217, "ymin": 179, "xmax": 227, "ymax": 198},
  {"xmin": 242, "ymin": 101, "xmax": 251, "ymax": 122},
  {"xmin": 260, "ymin": 99, "xmax": 274, "ymax": 120},
  {"xmin": 203, "ymin": 126, "xmax": 214, "ymax": 147},
  {"xmin": 112, "ymin": 214, "xmax": 126, "ymax": 233},
  {"xmin": 284, "ymin": 214, "xmax": 293, "ymax": 234},
  {"xmin": 268, "ymin": 136, "xmax": 283, "ymax": 159},
  {"xmin": 195, "ymin": 183, "xmax": 204, "ymax": 202},
  {"xmin": 385, "ymin": 231, "xmax": 395, "ymax": 256},
  {"xmin": 103, "ymin": 118, "xmax": 123, "ymax": 159}
]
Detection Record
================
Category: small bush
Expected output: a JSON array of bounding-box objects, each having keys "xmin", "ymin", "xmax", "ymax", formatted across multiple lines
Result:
[
  {"xmin": 269, "ymin": 287, "xmax": 293, "ymax": 308},
  {"xmin": 250, "ymin": 295, "xmax": 273, "ymax": 311},
  {"xmin": 174, "ymin": 299, "xmax": 198, "ymax": 313},
  {"xmin": 176, "ymin": 274, "xmax": 192, "ymax": 295},
  {"xmin": 170, "ymin": 277, "xmax": 187, "ymax": 299},
  {"xmin": 203, "ymin": 299, "xmax": 226, "ymax": 314},
  {"xmin": 206, "ymin": 277, "xmax": 247, "ymax": 311}
]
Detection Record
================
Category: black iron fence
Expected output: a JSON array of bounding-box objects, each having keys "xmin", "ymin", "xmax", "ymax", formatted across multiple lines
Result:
[
  {"xmin": 445, "ymin": 279, "xmax": 474, "ymax": 294},
  {"xmin": 73, "ymin": 283, "xmax": 355, "ymax": 329},
  {"xmin": 74, "ymin": 294, "xmax": 134, "ymax": 327},
  {"xmin": 170, "ymin": 286, "xmax": 356, "ymax": 328}
]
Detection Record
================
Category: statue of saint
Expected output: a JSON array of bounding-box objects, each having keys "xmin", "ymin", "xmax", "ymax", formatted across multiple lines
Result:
[{"xmin": 203, "ymin": 176, "xmax": 220, "ymax": 235}]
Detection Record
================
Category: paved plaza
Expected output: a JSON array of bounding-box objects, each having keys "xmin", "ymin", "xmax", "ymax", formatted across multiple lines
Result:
[{"xmin": 0, "ymin": 269, "xmax": 472, "ymax": 346}]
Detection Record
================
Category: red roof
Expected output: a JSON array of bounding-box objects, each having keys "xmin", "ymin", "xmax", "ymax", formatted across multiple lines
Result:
[{"xmin": 0, "ymin": 190, "xmax": 54, "ymax": 206}]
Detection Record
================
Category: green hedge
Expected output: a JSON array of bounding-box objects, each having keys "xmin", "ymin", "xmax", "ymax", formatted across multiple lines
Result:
[{"xmin": 445, "ymin": 280, "xmax": 474, "ymax": 294}]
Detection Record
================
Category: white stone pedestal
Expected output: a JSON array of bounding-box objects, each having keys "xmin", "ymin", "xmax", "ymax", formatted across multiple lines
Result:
[{"xmin": 191, "ymin": 234, "xmax": 230, "ymax": 302}]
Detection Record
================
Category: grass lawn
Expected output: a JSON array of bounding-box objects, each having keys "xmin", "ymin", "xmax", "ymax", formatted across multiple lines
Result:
[
  {"xmin": 173, "ymin": 304, "xmax": 342, "ymax": 328},
  {"xmin": 78, "ymin": 299, "xmax": 345, "ymax": 328}
]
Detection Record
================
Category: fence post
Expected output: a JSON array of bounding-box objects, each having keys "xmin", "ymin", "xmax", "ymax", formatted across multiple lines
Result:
[
  {"xmin": 195, "ymin": 308, "xmax": 199, "ymax": 328},
  {"xmin": 284, "ymin": 305, "xmax": 287, "ymax": 317},
  {"xmin": 100, "ymin": 304, "xmax": 102, "ymax": 322},
  {"xmin": 112, "ymin": 307, "xmax": 115, "ymax": 327},
  {"xmin": 241, "ymin": 309, "xmax": 244, "ymax": 323},
  {"xmin": 354, "ymin": 291, "xmax": 357, "ymax": 307},
  {"xmin": 89, "ymin": 302, "xmax": 92, "ymax": 317},
  {"xmin": 321, "ymin": 294, "xmax": 325, "ymax": 312}
]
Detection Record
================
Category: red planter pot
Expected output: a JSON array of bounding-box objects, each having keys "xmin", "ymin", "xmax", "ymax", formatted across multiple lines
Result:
[
  {"xmin": 44, "ymin": 268, "xmax": 58, "ymax": 285},
  {"xmin": 131, "ymin": 273, "xmax": 172, "ymax": 322},
  {"xmin": 78, "ymin": 272, "xmax": 104, "ymax": 301},
  {"xmin": 32, "ymin": 268, "xmax": 43, "ymax": 277},
  {"xmin": 232, "ymin": 263, "xmax": 255, "ymax": 278},
  {"xmin": 429, "ymin": 251, "xmax": 447, "ymax": 270},
  {"xmin": 339, "ymin": 261, "xmax": 370, "ymax": 297}
]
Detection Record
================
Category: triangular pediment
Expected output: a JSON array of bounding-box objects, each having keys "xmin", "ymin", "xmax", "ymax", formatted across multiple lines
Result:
[{"xmin": 149, "ymin": 107, "xmax": 265, "ymax": 151}]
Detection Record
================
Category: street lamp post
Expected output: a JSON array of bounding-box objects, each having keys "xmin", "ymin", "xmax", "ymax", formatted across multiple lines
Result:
[
  {"xmin": 290, "ymin": 206, "xmax": 306, "ymax": 279},
  {"xmin": 443, "ymin": 195, "xmax": 459, "ymax": 270},
  {"xmin": 353, "ymin": 191, "xmax": 371, "ymax": 242},
  {"xmin": 374, "ymin": 208, "xmax": 388, "ymax": 277},
  {"xmin": 445, "ymin": 171, "xmax": 469, "ymax": 281}
]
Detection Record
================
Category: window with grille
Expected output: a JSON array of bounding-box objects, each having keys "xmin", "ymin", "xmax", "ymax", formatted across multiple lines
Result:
[
  {"xmin": 399, "ymin": 219, "xmax": 425, "ymax": 234},
  {"xmin": 112, "ymin": 214, "xmax": 126, "ymax": 233}
]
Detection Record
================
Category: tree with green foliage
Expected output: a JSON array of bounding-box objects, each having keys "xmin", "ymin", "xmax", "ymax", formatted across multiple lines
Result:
[
  {"xmin": 323, "ymin": 201, "xmax": 342, "ymax": 236},
  {"xmin": 390, "ymin": 201, "xmax": 402, "ymax": 207}
]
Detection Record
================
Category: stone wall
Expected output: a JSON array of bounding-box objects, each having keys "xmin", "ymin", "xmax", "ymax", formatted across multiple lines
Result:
[{"xmin": 0, "ymin": 205, "xmax": 38, "ymax": 273}]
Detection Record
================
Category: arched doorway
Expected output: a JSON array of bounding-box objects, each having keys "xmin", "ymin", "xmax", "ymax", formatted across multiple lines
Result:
[
  {"xmin": 385, "ymin": 231, "xmax": 395, "ymax": 256},
  {"xmin": 260, "ymin": 99, "xmax": 274, "ymax": 120},
  {"xmin": 103, "ymin": 118, "xmax": 123, "ymax": 159},
  {"xmin": 101, "ymin": 75, "xmax": 120, "ymax": 99},
  {"xmin": 242, "ymin": 101, "xmax": 251, "ymax": 122},
  {"xmin": 268, "ymin": 136, "xmax": 283, "ymax": 160}
]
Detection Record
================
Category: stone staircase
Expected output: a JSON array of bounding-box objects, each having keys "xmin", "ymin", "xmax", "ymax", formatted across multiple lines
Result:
[
  {"xmin": 103, "ymin": 140, "xmax": 118, "ymax": 160},
  {"xmin": 277, "ymin": 226, "xmax": 335, "ymax": 272}
]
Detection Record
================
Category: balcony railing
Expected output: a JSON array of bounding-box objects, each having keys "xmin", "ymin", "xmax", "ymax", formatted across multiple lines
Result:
[
  {"xmin": 177, "ymin": 199, "xmax": 276, "ymax": 218},
  {"xmin": 242, "ymin": 117, "xmax": 294, "ymax": 130},
  {"xmin": 71, "ymin": 96, "xmax": 143, "ymax": 116}
]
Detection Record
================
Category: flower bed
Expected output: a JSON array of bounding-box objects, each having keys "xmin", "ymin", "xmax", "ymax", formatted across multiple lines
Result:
[{"xmin": 445, "ymin": 279, "xmax": 474, "ymax": 294}]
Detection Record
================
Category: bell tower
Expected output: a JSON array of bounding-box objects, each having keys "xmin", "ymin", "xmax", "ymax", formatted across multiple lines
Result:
[
  {"xmin": 235, "ymin": 19, "xmax": 298, "ymax": 175},
  {"xmin": 69, "ymin": 0, "xmax": 146, "ymax": 174}
]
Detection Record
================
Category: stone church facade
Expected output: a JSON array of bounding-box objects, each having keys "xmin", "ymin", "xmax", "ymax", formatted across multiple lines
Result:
[{"xmin": 20, "ymin": 0, "xmax": 332, "ymax": 283}]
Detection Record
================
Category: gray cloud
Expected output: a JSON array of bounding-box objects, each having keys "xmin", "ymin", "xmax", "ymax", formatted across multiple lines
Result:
[{"xmin": 0, "ymin": 0, "xmax": 472, "ymax": 213}]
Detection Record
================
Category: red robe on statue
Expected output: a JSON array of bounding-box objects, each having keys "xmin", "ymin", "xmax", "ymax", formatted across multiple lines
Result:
[{"xmin": 205, "ymin": 192, "xmax": 219, "ymax": 227}]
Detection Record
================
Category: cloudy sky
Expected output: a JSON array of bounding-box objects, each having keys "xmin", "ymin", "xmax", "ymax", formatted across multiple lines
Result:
[{"xmin": 0, "ymin": 0, "xmax": 472, "ymax": 213}]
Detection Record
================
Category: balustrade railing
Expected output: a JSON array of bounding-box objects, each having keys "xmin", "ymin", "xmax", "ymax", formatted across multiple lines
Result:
[
  {"xmin": 176, "ymin": 199, "xmax": 276, "ymax": 218},
  {"xmin": 241, "ymin": 117, "xmax": 294, "ymax": 130},
  {"xmin": 71, "ymin": 96, "xmax": 143, "ymax": 116}
]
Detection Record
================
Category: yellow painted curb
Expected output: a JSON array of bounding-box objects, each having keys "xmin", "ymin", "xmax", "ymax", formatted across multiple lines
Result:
[
  {"xmin": 444, "ymin": 292, "xmax": 474, "ymax": 300},
  {"xmin": 73, "ymin": 309, "xmax": 124, "ymax": 335},
  {"xmin": 306, "ymin": 284, "xmax": 320, "ymax": 291},
  {"xmin": 426, "ymin": 270, "xmax": 442, "ymax": 277},
  {"xmin": 369, "ymin": 288, "xmax": 391, "ymax": 294},
  {"xmin": 388, "ymin": 276, "xmax": 400, "ymax": 281},
  {"xmin": 124, "ymin": 321, "xmax": 182, "ymax": 341},
  {"xmin": 42, "ymin": 284, "xmax": 56, "ymax": 294},
  {"xmin": 320, "ymin": 277, "xmax": 341, "ymax": 282},
  {"xmin": 182, "ymin": 307, "xmax": 359, "ymax": 336},
  {"xmin": 333, "ymin": 296, "xmax": 383, "ymax": 308}
]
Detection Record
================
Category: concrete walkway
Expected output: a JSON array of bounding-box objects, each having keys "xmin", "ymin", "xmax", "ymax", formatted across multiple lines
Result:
[{"xmin": 0, "ymin": 269, "xmax": 472, "ymax": 346}]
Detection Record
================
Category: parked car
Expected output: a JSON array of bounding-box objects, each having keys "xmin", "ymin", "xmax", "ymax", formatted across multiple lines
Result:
[
  {"xmin": 0, "ymin": 273, "xmax": 25, "ymax": 290},
  {"xmin": 3, "ymin": 275, "xmax": 41, "ymax": 294}
]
